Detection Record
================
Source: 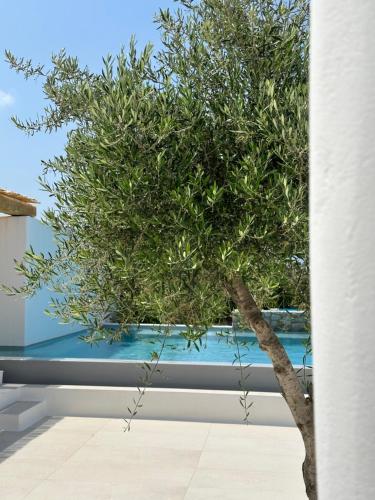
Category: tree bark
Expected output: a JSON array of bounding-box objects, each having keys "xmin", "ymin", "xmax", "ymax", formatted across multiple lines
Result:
[{"xmin": 227, "ymin": 275, "xmax": 316, "ymax": 500}]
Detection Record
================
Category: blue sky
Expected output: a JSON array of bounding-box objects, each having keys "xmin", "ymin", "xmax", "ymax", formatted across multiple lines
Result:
[{"xmin": 0, "ymin": 0, "xmax": 177, "ymax": 216}]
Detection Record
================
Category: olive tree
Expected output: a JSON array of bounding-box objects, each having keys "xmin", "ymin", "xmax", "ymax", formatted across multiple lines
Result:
[{"xmin": 4, "ymin": 0, "xmax": 314, "ymax": 497}]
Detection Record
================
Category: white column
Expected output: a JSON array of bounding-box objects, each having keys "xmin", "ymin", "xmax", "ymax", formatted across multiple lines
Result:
[
  {"xmin": 310, "ymin": 1, "xmax": 375, "ymax": 498},
  {"xmin": 0, "ymin": 217, "xmax": 78, "ymax": 346}
]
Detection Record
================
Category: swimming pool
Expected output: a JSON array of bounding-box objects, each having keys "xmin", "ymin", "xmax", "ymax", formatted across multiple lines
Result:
[{"xmin": 0, "ymin": 326, "xmax": 311, "ymax": 366}]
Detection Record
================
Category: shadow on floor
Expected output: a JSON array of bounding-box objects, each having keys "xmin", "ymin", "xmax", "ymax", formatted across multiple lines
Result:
[{"xmin": 0, "ymin": 417, "xmax": 63, "ymax": 462}]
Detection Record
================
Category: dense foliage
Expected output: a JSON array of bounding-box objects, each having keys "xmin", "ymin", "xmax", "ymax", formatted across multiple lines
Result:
[{"xmin": 5, "ymin": 0, "xmax": 309, "ymax": 344}]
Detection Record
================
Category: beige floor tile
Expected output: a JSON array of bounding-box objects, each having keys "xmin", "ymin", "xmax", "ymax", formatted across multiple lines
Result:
[
  {"xmin": 44, "ymin": 416, "xmax": 108, "ymax": 432},
  {"xmin": 251, "ymin": 491, "xmax": 306, "ymax": 500},
  {"xmin": 25, "ymin": 479, "xmax": 112, "ymax": 499},
  {"xmin": 189, "ymin": 468, "xmax": 306, "ymax": 498},
  {"xmin": 209, "ymin": 423, "xmax": 302, "ymax": 446},
  {"xmin": 0, "ymin": 429, "xmax": 40, "ymax": 453},
  {"xmin": 16, "ymin": 428, "xmax": 95, "ymax": 447},
  {"xmin": 0, "ymin": 477, "xmax": 40, "ymax": 500},
  {"xmin": 185, "ymin": 486, "xmax": 305, "ymax": 500},
  {"xmin": 68, "ymin": 443, "xmax": 201, "ymax": 468},
  {"xmin": 205, "ymin": 425, "xmax": 304, "ymax": 456},
  {"xmin": 0, "ymin": 418, "xmax": 306, "ymax": 499},
  {"xmin": 49, "ymin": 461, "xmax": 196, "ymax": 487},
  {"xmin": 203, "ymin": 437, "xmax": 303, "ymax": 458},
  {"xmin": 1, "ymin": 439, "xmax": 85, "ymax": 461},
  {"xmin": 189, "ymin": 467, "xmax": 259, "ymax": 490},
  {"xmin": 86, "ymin": 426, "xmax": 209, "ymax": 451},
  {"xmin": 102, "ymin": 418, "xmax": 211, "ymax": 433},
  {"xmin": 0, "ymin": 457, "xmax": 62, "ymax": 480},
  {"xmin": 198, "ymin": 449, "xmax": 303, "ymax": 472},
  {"xmin": 184, "ymin": 487, "xmax": 254, "ymax": 500},
  {"xmin": 110, "ymin": 483, "xmax": 187, "ymax": 500},
  {"xmin": 100, "ymin": 418, "xmax": 127, "ymax": 431},
  {"xmin": 0, "ymin": 431, "xmax": 93, "ymax": 465},
  {"xmin": 0, "ymin": 420, "xmax": 97, "ymax": 461}
]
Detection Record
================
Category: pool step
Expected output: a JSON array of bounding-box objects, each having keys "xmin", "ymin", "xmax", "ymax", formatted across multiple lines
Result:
[
  {"xmin": 0, "ymin": 401, "xmax": 46, "ymax": 431},
  {"xmin": 0, "ymin": 386, "xmax": 21, "ymax": 409}
]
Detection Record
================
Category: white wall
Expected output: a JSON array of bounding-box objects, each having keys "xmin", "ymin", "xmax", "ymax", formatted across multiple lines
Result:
[
  {"xmin": 0, "ymin": 217, "xmax": 26, "ymax": 345},
  {"xmin": 0, "ymin": 216, "xmax": 77, "ymax": 346},
  {"xmin": 24, "ymin": 218, "xmax": 77, "ymax": 345},
  {"xmin": 14, "ymin": 384, "xmax": 296, "ymax": 427},
  {"xmin": 311, "ymin": 1, "xmax": 375, "ymax": 498}
]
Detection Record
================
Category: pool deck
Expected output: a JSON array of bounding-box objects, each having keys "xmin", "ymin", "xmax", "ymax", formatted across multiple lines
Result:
[{"xmin": 0, "ymin": 417, "xmax": 306, "ymax": 499}]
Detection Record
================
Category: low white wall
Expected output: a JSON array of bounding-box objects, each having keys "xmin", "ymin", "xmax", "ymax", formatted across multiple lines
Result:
[
  {"xmin": 13, "ymin": 384, "xmax": 296, "ymax": 427},
  {"xmin": 0, "ymin": 216, "xmax": 77, "ymax": 346}
]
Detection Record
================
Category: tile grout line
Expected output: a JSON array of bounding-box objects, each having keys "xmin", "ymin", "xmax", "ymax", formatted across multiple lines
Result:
[
  {"xmin": 22, "ymin": 417, "xmax": 109, "ymax": 499},
  {"xmin": 183, "ymin": 422, "xmax": 212, "ymax": 499}
]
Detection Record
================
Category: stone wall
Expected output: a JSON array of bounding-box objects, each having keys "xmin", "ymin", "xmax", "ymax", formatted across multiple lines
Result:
[{"xmin": 232, "ymin": 308, "xmax": 307, "ymax": 332}]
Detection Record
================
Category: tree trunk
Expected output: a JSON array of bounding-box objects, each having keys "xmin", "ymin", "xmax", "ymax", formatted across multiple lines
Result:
[{"xmin": 227, "ymin": 276, "xmax": 316, "ymax": 500}]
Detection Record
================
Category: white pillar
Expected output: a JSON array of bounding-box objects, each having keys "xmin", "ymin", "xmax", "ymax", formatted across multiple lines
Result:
[
  {"xmin": 0, "ymin": 217, "xmax": 78, "ymax": 346},
  {"xmin": 310, "ymin": 1, "xmax": 375, "ymax": 498}
]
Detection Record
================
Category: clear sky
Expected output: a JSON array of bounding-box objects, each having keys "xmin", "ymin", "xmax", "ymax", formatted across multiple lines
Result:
[{"xmin": 0, "ymin": 0, "xmax": 177, "ymax": 217}]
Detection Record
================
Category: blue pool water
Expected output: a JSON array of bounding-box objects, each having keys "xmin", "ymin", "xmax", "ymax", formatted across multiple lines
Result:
[{"xmin": 0, "ymin": 326, "xmax": 311, "ymax": 366}]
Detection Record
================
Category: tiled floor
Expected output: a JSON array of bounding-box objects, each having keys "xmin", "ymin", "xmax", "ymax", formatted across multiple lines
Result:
[{"xmin": 0, "ymin": 417, "xmax": 306, "ymax": 499}]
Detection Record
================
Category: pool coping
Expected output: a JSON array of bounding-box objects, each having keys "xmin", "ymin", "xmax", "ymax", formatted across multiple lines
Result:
[{"xmin": 0, "ymin": 357, "xmax": 312, "ymax": 393}]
